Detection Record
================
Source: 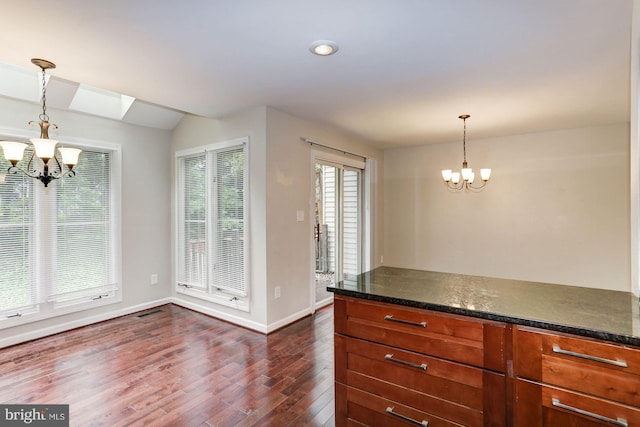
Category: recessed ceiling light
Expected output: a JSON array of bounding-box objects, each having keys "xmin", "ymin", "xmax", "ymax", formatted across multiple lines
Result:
[{"xmin": 309, "ymin": 40, "xmax": 339, "ymax": 56}]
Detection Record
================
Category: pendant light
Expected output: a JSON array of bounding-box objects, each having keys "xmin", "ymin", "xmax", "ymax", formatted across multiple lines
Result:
[
  {"xmin": 441, "ymin": 114, "xmax": 490, "ymax": 191},
  {"xmin": 0, "ymin": 58, "xmax": 81, "ymax": 187}
]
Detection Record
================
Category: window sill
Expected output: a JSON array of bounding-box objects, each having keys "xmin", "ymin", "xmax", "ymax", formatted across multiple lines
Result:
[{"xmin": 176, "ymin": 287, "xmax": 249, "ymax": 312}]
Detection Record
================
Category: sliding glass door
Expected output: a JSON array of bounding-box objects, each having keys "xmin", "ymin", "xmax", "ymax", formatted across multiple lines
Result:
[{"xmin": 313, "ymin": 160, "xmax": 362, "ymax": 306}]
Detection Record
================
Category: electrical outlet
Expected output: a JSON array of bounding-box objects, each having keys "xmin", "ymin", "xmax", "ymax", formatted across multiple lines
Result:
[
  {"xmin": 275, "ymin": 286, "xmax": 281, "ymax": 299},
  {"xmin": 150, "ymin": 274, "xmax": 158, "ymax": 285},
  {"xmin": 380, "ymin": 256, "xmax": 384, "ymax": 264}
]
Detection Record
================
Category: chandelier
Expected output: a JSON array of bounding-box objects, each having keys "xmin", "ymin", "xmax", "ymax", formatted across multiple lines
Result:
[
  {"xmin": 441, "ymin": 114, "xmax": 491, "ymax": 191},
  {"xmin": 0, "ymin": 58, "xmax": 81, "ymax": 187}
]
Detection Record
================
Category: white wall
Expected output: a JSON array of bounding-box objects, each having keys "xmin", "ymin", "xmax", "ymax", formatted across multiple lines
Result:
[
  {"xmin": 265, "ymin": 107, "xmax": 384, "ymax": 325},
  {"xmin": 384, "ymin": 123, "xmax": 631, "ymax": 291},
  {"xmin": 1, "ymin": 96, "xmax": 172, "ymax": 346}
]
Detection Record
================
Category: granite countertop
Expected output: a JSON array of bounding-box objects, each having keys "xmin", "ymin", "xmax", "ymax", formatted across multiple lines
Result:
[{"xmin": 327, "ymin": 266, "xmax": 640, "ymax": 347}]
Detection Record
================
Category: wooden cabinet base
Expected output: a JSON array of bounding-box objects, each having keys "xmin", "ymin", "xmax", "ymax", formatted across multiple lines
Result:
[
  {"xmin": 333, "ymin": 295, "xmax": 640, "ymax": 426},
  {"xmin": 334, "ymin": 296, "xmax": 507, "ymax": 426}
]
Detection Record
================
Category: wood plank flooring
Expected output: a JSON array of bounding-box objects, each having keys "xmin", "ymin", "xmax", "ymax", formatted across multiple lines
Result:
[{"xmin": 0, "ymin": 304, "xmax": 335, "ymax": 427}]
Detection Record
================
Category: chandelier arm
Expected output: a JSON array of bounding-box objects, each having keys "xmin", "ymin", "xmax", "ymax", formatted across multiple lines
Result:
[
  {"xmin": 25, "ymin": 151, "xmax": 41, "ymax": 178},
  {"xmin": 467, "ymin": 180, "xmax": 488, "ymax": 191},
  {"xmin": 443, "ymin": 176, "xmax": 488, "ymax": 192},
  {"xmin": 6, "ymin": 156, "xmax": 73, "ymax": 187},
  {"xmin": 444, "ymin": 180, "xmax": 464, "ymax": 191},
  {"xmin": 8, "ymin": 152, "xmax": 70, "ymax": 182},
  {"xmin": 36, "ymin": 168, "xmax": 73, "ymax": 188},
  {"xmin": 36, "ymin": 161, "xmax": 68, "ymax": 187},
  {"xmin": 38, "ymin": 174, "xmax": 54, "ymax": 187},
  {"xmin": 8, "ymin": 164, "xmax": 43, "ymax": 179},
  {"xmin": 51, "ymin": 154, "xmax": 64, "ymax": 177}
]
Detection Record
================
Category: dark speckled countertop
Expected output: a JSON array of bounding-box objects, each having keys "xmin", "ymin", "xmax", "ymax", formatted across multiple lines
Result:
[{"xmin": 327, "ymin": 266, "xmax": 640, "ymax": 347}]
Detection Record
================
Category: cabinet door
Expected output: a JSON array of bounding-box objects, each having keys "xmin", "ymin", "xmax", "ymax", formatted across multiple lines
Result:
[{"xmin": 514, "ymin": 379, "xmax": 640, "ymax": 426}]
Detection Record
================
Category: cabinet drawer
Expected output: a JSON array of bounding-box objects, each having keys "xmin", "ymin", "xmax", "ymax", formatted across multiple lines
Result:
[
  {"xmin": 334, "ymin": 296, "xmax": 505, "ymax": 369},
  {"xmin": 515, "ymin": 379, "xmax": 640, "ymax": 426},
  {"xmin": 515, "ymin": 326, "xmax": 640, "ymax": 406},
  {"xmin": 336, "ymin": 382, "xmax": 466, "ymax": 427}
]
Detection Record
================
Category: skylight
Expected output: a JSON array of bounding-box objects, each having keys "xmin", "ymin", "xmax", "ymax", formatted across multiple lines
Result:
[{"xmin": 69, "ymin": 84, "xmax": 135, "ymax": 120}]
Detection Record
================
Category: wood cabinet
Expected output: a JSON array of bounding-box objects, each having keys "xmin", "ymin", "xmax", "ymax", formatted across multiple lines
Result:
[
  {"xmin": 334, "ymin": 295, "xmax": 508, "ymax": 426},
  {"xmin": 334, "ymin": 295, "xmax": 640, "ymax": 426},
  {"xmin": 513, "ymin": 326, "xmax": 640, "ymax": 426}
]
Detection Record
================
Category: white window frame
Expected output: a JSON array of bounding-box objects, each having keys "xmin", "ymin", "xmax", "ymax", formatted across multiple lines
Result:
[
  {"xmin": 0, "ymin": 128, "xmax": 122, "ymax": 329},
  {"xmin": 175, "ymin": 137, "xmax": 250, "ymax": 311}
]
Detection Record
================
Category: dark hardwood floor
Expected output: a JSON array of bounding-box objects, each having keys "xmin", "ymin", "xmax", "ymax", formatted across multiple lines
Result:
[{"xmin": 0, "ymin": 304, "xmax": 335, "ymax": 426}]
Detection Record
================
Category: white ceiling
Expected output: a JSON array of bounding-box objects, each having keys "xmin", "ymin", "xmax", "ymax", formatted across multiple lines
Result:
[{"xmin": 0, "ymin": 0, "xmax": 632, "ymax": 149}]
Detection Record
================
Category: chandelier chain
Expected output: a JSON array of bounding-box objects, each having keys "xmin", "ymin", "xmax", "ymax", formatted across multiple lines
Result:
[
  {"xmin": 462, "ymin": 116, "xmax": 467, "ymax": 164},
  {"xmin": 39, "ymin": 66, "xmax": 49, "ymax": 122}
]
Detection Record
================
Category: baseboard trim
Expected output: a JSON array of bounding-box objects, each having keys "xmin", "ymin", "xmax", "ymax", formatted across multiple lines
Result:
[
  {"xmin": 171, "ymin": 297, "xmax": 315, "ymax": 334},
  {"xmin": 0, "ymin": 298, "xmax": 172, "ymax": 349},
  {"xmin": 266, "ymin": 307, "xmax": 313, "ymax": 333},
  {"xmin": 315, "ymin": 298, "xmax": 334, "ymax": 311},
  {"xmin": 171, "ymin": 297, "xmax": 268, "ymax": 333}
]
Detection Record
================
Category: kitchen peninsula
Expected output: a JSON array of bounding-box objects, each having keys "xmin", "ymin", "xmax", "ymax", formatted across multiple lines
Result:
[{"xmin": 328, "ymin": 266, "xmax": 640, "ymax": 426}]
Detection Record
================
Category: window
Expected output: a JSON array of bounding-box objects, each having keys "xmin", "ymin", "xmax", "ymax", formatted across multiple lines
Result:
[
  {"xmin": 0, "ymin": 144, "xmax": 121, "ymax": 326},
  {"xmin": 176, "ymin": 137, "xmax": 248, "ymax": 310}
]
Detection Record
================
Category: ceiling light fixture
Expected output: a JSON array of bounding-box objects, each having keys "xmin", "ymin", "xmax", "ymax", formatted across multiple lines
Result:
[
  {"xmin": 309, "ymin": 40, "xmax": 339, "ymax": 56},
  {"xmin": 441, "ymin": 115, "xmax": 491, "ymax": 191},
  {"xmin": 0, "ymin": 58, "xmax": 81, "ymax": 187}
]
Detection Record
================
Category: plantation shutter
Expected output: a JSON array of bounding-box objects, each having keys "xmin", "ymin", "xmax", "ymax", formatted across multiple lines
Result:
[
  {"xmin": 212, "ymin": 147, "xmax": 246, "ymax": 296},
  {"xmin": 177, "ymin": 152, "xmax": 207, "ymax": 289},
  {"xmin": 0, "ymin": 164, "xmax": 35, "ymax": 316},
  {"xmin": 48, "ymin": 150, "xmax": 117, "ymax": 303}
]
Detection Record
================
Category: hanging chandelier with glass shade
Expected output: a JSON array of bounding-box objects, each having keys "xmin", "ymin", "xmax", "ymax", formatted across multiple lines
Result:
[
  {"xmin": 441, "ymin": 114, "xmax": 491, "ymax": 191},
  {"xmin": 0, "ymin": 58, "xmax": 81, "ymax": 187}
]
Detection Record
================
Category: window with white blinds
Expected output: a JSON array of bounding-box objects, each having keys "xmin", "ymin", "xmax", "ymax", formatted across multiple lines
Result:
[
  {"xmin": 51, "ymin": 150, "xmax": 117, "ymax": 303},
  {"xmin": 0, "ymin": 164, "xmax": 35, "ymax": 316},
  {"xmin": 179, "ymin": 152, "xmax": 207, "ymax": 289},
  {"xmin": 0, "ymin": 145, "xmax": 120, "ymax": 323},
  {"xmin": 176, "ymin": 138, "xmax": 248, "ymax": 307}
]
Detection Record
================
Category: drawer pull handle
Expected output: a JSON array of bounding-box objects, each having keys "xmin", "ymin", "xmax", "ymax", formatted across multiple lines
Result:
[
  {"xmin": 386, "ymin": 407, "xmax": 429, "ymax": 426},
  {"xmin": 552, "ymin": 344, "xmax": 628, "ymax": 368},
  {"xmin": 385, "ymin": 353, "xmax": 427, "ymax": 370},
  {"xmin": 384, "ymin": 315, "xmax": 427, "ymax": 328},
  {"xmin": 552, "ymin": 398, "xmax": 628, "ymax": 427}
]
